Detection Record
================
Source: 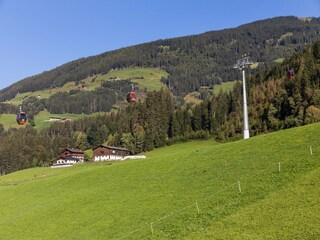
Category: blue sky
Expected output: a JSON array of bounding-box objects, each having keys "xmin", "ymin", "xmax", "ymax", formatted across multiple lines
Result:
[{"xmin": 0, "ymin": 0, "xmax": 319, "ymax": 90}]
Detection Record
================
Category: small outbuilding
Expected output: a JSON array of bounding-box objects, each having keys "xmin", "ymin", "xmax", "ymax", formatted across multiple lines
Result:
[{"xmin": 93, "ymin": 145, "xmax": 131, "ymax": 161}]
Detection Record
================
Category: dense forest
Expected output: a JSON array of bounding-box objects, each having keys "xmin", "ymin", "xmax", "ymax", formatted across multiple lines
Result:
[
  {"xmin": 1, "ymin": 16, "xmax": 320, "ymax": 103},
  {"xmin": 1, "ymin": 40, "xmax": 320, "ymax": 175}
]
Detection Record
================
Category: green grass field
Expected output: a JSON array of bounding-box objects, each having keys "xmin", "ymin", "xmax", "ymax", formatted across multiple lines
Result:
[
  {"xmin": 274, "ymin": 58, "xmax": 285, "ymax": 63},
  {"xmin": 0, "ymin": 124, "xmax": 320, "ymax": 239},
  {"xmin": 185, "ymin": 81, "xmax": 237, "ymax": 104},
  {"xmin": 33, "ymin": 110, "xmax": 90, "ymax": 131},
  {"xmin": 0, "ymin": 113, "xmax": 25, "ymax": 129},
  {"xmin": 213, "ymin": 81, "xmax": 237, "ymax": 95},
  {"xmin": 96, "ymin": 67, "xmax": 169, "ymax": 91},
  {"xmin": 0, "ymin": 110, "xmax": 96, "ymax": 131}
]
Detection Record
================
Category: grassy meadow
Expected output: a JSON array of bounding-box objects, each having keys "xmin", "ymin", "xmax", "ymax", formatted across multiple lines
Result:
[
  {"xmin": 0, "ymin": 110, "xmax": 92, "ymax": 131},
  {"xmin": 213, "ymin": 80, "xmax": 237, "ymax": 95},
  {"xmin": 96, "ymin": 67, "xmax": 169, "ymax": 92},
  {"xmin": 0, "ymin": 113, "xmax": 25, "ymax": 130},
  {"xmin": 185, "ymin": 81, "xmax": 238, "ymax": 104},
  {"xmin": 274, "ymin": 58, "xmax": 285, "ymax": 63},
  {"xmin": 0, "ymin": 123, "xmax": 320, "ymax": 239},
  {"xmin": 33, "ymin": 110, "xmax": 91, "ymax": 131}
]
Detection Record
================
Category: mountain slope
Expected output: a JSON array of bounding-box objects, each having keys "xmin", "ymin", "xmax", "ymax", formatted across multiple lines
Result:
[
  {"xmin": 1, "ymin": 16, "xmax": 320, "ymax": 101},
  {"xmin": 0, "ymin": 123, "xmax": 319, "ymax": 239}
]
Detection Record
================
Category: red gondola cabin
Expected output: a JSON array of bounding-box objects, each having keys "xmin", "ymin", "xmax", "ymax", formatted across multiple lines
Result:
[
  {"xmin": 126, "ymin": 91, "xmax": 136, "ymax": 103},
  {"xmin": 287, "ymin": 70, "xmax": 295, "ymax": 79},
  {"xmin": 16, "ymin": 112, "xmax": 27, "ymax": 125}
]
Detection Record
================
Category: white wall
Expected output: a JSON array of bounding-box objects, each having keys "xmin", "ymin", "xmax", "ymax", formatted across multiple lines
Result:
[{"xmin": 94, "ymin": 155, "xmax": 123, "ymax": 161}]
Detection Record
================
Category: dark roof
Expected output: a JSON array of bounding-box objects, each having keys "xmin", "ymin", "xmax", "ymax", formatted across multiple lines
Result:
[
  {"xmin": 61, "ymin": 148, "xmax": 84, "ymax": 154},
  {"xmin": 93, "ymin": 145, "xmax": 130, "ymax": 152}
]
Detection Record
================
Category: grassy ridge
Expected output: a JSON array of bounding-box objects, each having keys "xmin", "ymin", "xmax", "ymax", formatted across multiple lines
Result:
[
  {"xmin": 4, "ymin": 81, "xmax": 88, "ymax": 105},
  {"xmin": 96, "ymin": 67, "xmax": 169, "ymax": 91},
  {"xmin": 4, "ymin": 67, "xmax": 168, "ymax": 105},
  {"xmin": 0, "ymin": 124, "xmax": 320, "ymax": 239}
]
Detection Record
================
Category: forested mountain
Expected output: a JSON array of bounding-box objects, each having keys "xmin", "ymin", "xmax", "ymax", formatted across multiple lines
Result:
[
  {"xmin": 1, "ymin": 16, "xmax": 320, "ymax": 103},
  {"xmin": 1, "ymin": 39, "xmax": 320, "ymax": 175},
  {"xmin": 1, "ymin": 16, "xmax": 320, "ymax": 175}
]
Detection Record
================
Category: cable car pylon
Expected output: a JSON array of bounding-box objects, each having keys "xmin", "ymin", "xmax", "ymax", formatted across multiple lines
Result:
[{"xmin": 233, "ymin": 54, "xmax": 253, "ymax": 139}]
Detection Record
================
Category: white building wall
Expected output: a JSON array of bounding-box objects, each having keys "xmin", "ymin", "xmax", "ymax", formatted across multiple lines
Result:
[
  {"xmin": 123, "ymin": 155, "xmax": 146, "ymax": 160},
  {"xmin": 66, "ymin": 159, "xmax": 77, "ymax": 164},
  {"xmin": 94, "ymin": 155, "xmax": 124, "ymax": 161}
]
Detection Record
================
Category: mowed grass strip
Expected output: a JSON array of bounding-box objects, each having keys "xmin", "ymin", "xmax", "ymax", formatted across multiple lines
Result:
[{"xmin": 0, "ymin": 123, "xmax": 319, "ymax": 239}]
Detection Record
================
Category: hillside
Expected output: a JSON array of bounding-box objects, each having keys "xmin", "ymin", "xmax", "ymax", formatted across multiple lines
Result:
[
  {"xmin": 0, "ymin": 123, "xmax": 319, "ymax": 239},
  {"xmin": 1, "ymin": 38, "xmax": 320, "ymax": 175},
  {"xmin": 1, "ymin": 16, "xmax": 320, "ymax": 103},
  {"xmin": 5, "ymin": 67, "xmax": 169, "ymax": 106},
  {"xmin": 0, "ymin": 67, "xmax": 168, "ymax": 130}
]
